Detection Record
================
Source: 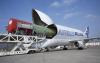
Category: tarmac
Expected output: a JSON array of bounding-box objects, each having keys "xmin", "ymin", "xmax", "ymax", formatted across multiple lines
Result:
[{"xmin": 0, "ymin": 46, "xmax": 100, "ymax": 63}]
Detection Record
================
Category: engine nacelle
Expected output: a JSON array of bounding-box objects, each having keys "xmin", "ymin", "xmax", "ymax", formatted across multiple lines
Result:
[{"xmin": 74, "ymin": 41, "xmax": 85, "ymax": 50}]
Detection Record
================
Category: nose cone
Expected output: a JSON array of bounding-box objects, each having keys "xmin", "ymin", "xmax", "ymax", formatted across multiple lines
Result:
[{"xmin": 32, "ymin": 9, "xmax": 54, "ymax": 26}]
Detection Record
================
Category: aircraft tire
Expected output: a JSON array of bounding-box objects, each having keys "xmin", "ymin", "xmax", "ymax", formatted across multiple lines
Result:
[
  {"xmin": 27, "ymin": 50, "xmax": 36, "ymax": 54},
  {"xmin": 63, "ymin": 46, "xmax": 68, "ymax": 50},
  {"xmin": 78, "ymin": 47, "xmax": 84, "ymax": 50}
]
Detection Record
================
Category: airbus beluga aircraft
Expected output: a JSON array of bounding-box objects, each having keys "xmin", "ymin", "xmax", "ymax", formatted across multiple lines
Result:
[
  {"xmin": 7, "ymin": 9, "xmax": 89, "ymax": 51},
  {"xmin": 32, "ymin": 9, "xmax": 89, "ymax": 50}
]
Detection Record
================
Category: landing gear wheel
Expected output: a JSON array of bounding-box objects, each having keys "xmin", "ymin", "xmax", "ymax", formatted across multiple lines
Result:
[
  {"xmin": 27, "ymin": 50, "xmax": 35, "ymax": 54},
  {"xmin": 78, "ymin": 47, "xmax": 84, "ymax": 50},
  {"xmin": 63, "ymin": 46, "xmax": 68, "ymax": 50},
  {"xmin": 45, "ymin": 47, "xmax": 50, "ymax": 52}
]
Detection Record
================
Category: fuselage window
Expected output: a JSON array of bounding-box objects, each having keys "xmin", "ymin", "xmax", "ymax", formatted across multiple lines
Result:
[
  {"xmin": 67, "ymin": 31, "xmax": 75, "ymax": 36},
  {"xmin": 75, "ymin": 32, "xmax": 83, "ymax": 36},
  {"xmin": 58, "ymin": 30, "xmax": 67, "ymax": 36}
]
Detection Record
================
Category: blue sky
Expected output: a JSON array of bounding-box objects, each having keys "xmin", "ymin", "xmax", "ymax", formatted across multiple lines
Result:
[{"xmin": 0, "ymin": 0, "xmax": 100, "ymax": 38}]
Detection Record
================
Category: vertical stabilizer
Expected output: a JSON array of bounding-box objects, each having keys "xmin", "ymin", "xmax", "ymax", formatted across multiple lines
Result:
[{"xmin": 84, "ymin": 26, "xmax": 89, "ymax": 38}]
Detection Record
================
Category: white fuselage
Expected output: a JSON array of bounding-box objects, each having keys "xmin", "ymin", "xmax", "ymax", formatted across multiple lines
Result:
[{"xmin": 41, "ymin": 24, "xmax": 86, "ymax": 48}]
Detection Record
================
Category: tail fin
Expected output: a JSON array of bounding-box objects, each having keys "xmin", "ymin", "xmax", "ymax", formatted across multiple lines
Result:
[{"xmin": 84, "ymin": 26, "xmax": 89, "ymax": 38}]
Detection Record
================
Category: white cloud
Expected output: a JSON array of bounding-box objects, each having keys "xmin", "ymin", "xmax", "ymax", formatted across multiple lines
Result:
[
  {"xmin": 50, "ymin": 1, "xmax": 61, "ymax": 7},
  {"xmin": 85, "ymin": 14, "xmax": 100, "ymax": 20},
  {"xmin": 50, "ymin": 0, "xmax": 78, "ymax": 8},
  {"xmin": 64, "ymin": 13, "xmax": 78, "ymax": 19},
  {"xmin": 63, "ymin": 0, "xmax": 78, "ymax": 5},
  {"xmin": 85, "ymin": 14, "xmax": 97, "ymax": 18}
]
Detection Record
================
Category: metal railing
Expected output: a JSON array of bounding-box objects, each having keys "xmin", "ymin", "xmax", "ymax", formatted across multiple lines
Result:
[
  {"xmin": 0, "ymin": 33, "xmax": 45, "ymax": 43},
  {"xmin": 0, "ymin": 33, "xmax": 46, "ymax": 56}
]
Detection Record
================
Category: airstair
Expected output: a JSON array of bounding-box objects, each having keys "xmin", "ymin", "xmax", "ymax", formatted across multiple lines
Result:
[{"xmin": 0, "ymin": 33, "xmax": 46, "ymax": 56}]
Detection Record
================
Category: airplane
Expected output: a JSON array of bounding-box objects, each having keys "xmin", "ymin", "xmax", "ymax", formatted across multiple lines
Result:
[{"xmin": 7, "ymin": 9, "xmax": 89, "ymax": 51}]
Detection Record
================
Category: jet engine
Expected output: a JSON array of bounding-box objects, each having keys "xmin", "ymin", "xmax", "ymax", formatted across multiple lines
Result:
[{"xmin": 74, "ymin": 41, "xmax": 85, "ymax": 50}]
